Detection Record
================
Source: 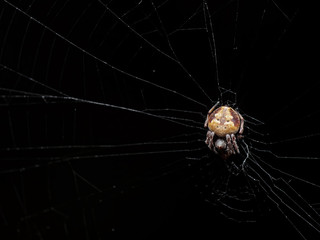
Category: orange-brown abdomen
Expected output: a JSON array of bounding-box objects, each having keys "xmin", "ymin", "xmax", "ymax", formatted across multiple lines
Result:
[{"xmin": 207, "ymin": 106, "xmax": 241, "ymax": 137}]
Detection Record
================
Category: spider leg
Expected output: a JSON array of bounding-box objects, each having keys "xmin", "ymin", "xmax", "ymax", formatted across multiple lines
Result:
[
  {"xmin": 231, "ymin": 133, "xmax": 240, "ymax": 154},
  {"xmin": 208, "ymin": 101, "xmax": 220, "ymax": 115},
  {"xmin": 204, "ymin": 101, "xmax": 220, "ymax": 127},
  {"xmin": 226, "ymin": 134, "xmax": 235, "ymax": 155},
  {"xmin": 205, "ymin": 131, "xmax": 215, "ymax": 150},
  {"xmin": 204, "ymin": 117, "xmax": 208, "ymax": 128},
  {"xmin": 205, "ymin": 131, "xmax": 210, "ymax": 145},
  {"xmin": 238, "ymin": 112, "xmax": 244, "ymax": 135}
]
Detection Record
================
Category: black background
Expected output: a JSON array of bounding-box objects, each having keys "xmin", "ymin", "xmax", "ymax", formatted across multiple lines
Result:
[{"xmin": 1, "ymin": 0, "xmax": 320, "ymax": 239}]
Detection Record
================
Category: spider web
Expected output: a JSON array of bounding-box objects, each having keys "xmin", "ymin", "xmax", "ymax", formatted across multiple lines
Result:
[{"xmin": 0, "ymin": 0, "xmax": 320, "ymax": 239}]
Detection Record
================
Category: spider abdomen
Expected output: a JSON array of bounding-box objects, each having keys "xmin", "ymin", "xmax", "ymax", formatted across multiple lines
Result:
[{"xmin": 207, "ymin": 106, "xmax": 241, "ymax": 137}]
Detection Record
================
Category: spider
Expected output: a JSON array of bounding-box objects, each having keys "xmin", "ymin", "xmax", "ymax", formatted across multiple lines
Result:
[{"xmin": 204, "ymin": 102, "xmax": 244, "ymax": 159}]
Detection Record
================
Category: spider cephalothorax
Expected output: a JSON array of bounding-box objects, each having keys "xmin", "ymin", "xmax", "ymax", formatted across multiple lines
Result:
[{"xmin": 204, "ymin": 103, "xmax": 244, "ymax": 159}]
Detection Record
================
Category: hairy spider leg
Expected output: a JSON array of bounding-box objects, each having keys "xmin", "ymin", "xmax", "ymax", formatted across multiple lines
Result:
[
  {"xmin": 238, "ymin": 113, "xmax": 244, "ymax": 135},
  {"xmin": 204, "ymin": 101, "xmax": 220, "ymax": 128},
  {"xmin": 231, "ymin": 133, "xmax": 240, "ymax": 154},
  {"xmin": 226, "ymin": 134, "xmax": 235, "ymax": 155},
  {"xmin": 205, "ymin": 131, "xmax": 215, "ymax": 150}
]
